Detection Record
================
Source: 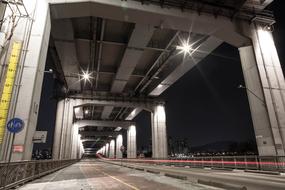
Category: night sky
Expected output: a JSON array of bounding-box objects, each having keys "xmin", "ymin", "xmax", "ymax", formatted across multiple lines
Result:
[
  {"xmin": 36, "ymin": 0, "xmax": 285, "ymax": 152},
  {"xmin": 135, "ymin": 0, "xmax": 285, "ymax": 149}
]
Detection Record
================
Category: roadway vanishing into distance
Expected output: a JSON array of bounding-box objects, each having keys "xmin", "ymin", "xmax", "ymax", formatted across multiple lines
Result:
[
  {"xmin": 18, "ymin": 159, "xmax": 285, "ymax": 190},
  {"xmin": 18, "ymin": 160, "xmax": 222, "ymax": 190}
]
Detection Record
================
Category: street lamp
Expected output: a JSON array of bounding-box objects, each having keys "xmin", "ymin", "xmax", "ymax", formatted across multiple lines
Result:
[
  {"xmin": 176, "ymin": 38, "xmax": 192, "ymax": 57},
  {"xmin": 79, "ymin": 70, "xmax": 92, "ymax": 83},
  {"xmin": 43, "ymin": 69, "xmax": 53, "ymax": 74}
]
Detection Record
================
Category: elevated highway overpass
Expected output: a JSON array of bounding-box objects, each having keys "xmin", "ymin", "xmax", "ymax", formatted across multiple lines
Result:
[{"xmin": 0, "ymin": 0, "xmax": 285, "ymax": 189}]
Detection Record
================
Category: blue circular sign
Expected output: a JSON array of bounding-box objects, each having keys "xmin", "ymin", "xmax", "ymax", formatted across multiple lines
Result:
[{"xmin": 7, "ymin": 118, "xmax": 24, "ymax": 133}]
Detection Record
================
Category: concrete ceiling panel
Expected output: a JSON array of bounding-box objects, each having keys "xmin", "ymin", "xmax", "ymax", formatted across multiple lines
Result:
[
  {"xmin": 51, "ymin": 19, "xmax": 74, "ymax": 40},
  {"xmin": 101, "ymin": 43, "xmax": 125, "ymax": 67},
  {"xmin": 101, "ymin": 23, "xmax": 155, "ymax": 118},
  {"xmin": 75, "ymin": 39, "xmax": 90, "ymax": 66}
]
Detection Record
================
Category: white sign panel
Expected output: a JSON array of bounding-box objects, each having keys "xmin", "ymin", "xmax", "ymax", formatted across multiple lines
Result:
[{"xmin": 33, "ymin": 131, "xmax": 47, "ymax": 143}]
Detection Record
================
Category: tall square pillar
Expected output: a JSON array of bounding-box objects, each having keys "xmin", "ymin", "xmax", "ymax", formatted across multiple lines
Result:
[
  {"xmin": 105, "ymin": 143, "xmax": 109, "ymax": 158},
  {"xmin": 109, "ymin": 140, "xmax": 115, "ymax": 158},
  {"xmin": 239, "ymin": 24, "xmax": 285, "ymax": 156},
  {"xmin": 127, "ymin": 125, "xmax": 136, "ymax": 158},
  {"xmin": 151, "ymin": 105, "xmax": 168, "ymax": 158},
  {"xmin": 116, "ymin": 134, "xmax": 123, "ymax": 158}
]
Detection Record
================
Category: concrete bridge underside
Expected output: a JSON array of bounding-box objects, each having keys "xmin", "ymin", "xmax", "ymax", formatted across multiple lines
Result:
[{"xmin": 0, "ymin": 0, "xmax": 284, "ymax": 161}]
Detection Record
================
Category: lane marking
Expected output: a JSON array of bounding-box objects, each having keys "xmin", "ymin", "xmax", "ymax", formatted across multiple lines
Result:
[{"xmin": 93, "ymin": 167, "xmax": 140, "ymax": 190}]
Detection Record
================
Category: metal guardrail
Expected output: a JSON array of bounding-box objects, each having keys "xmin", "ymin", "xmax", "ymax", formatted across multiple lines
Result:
[
  {"xmin": 109, "ymin": 156, "xmax": 285, "ymax": 172},
  {"xmin": 166, "ymin": 156, "xmax": 285, "ymax": 172},
  {"xmin": 0, "ymin": 159, "xmax": 79, "ymax": 189}
]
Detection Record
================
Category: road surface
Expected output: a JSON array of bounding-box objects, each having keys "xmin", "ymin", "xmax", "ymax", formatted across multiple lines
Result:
[
  {"xmin": 113, "ymin": 161, "xmax": 285, "ymax": 190},
  {"xmin": 18, "ymin": 160, "xmax": 222, "ymax": 190}
]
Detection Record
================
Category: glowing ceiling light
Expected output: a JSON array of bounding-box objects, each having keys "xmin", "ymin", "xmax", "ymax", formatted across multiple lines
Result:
[
  {"xmin": 83, "ymin": 73, "xmax": 89, "ymax": 80},
  {"xmin": 84, "ymin": 110, "xmax": 89, "ymax": 114},
  {"xmin": 176, "ymin": 38, "xmax": 192, "ymax": 57},
  {"xmin": 80, "ymin": 70, "xmax": 93, "ymax": 83}
]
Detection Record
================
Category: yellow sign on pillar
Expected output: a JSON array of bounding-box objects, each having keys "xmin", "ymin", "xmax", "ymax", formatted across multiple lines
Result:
[{"xmin": 0, "ymin": 41, "xmax": 22, "ymax": 144}]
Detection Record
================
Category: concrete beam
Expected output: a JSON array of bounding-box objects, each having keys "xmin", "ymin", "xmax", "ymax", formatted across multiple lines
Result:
[
  {"xmin": 149, "ymin": 36, "xmax": 223, "ymax": 96},
  {"xmin": 243, "ymin": 0, "xmax": 274, "ymax": 9},
  {"xmin": 81, "ymin": 139, "xmax": 105, "ymax": 142},
  {"xmin": 79, "ymin": 131, "xmax": 121, "ymax": 137},
  {"xmin": 70, "ymin": 96, "xmax": 163, "ymax": 110},
  {"xmin": 75, "ymin": 120, "xmax": 135, "ymax": 128},
  {"xmin": 101, "ymin": 23, "xmax": 155, "ymax": 119},
  {"xmin": 49, "ymin": 0, "xmax": 250, "ymax": 47}
]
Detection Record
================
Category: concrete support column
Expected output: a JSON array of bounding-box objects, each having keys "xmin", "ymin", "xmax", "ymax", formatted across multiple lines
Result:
[
  {"xmin": 58, "ymin": 99, "xmax": 70, "ymax": 159},
  {"xmin": 103, "ymin": 145, "xmax": 106, "ymax": 156},
  {"xmin": 52, "ymin": 100, "xmax": 64, "ymax": 159},
  {"xmin": 64, "ymin": 99, "xmax": 75, "ymax": 159},
  {"xmin": 71, "ymin": 123, "xmax": 79, "ymax": 159},
  {"xmin": 106, "ymin": 143, "xmax": 109, "ymax": 158},
  {"xmin": 79, "ymin": 138, "xmax": 84, "ymax": 159},
  {"xmin": 239, "ymin": 24, "xmax": 285, "ymax": 156},
  {"xmin": 127, "ymin": 125, "xmax": 136, "ymax": 158},
  {"xmin": 116, "ymin": 135, "xmax": 123, "ymax": 158},
  {"xmin": 5, "ymin": 0, "xmax": 51, "ymax": 161},
  {"xmin": 52, "ymin": 98, "xmax": 79, "ymax": 160},
  {"xmin": 77, "ymin": 135, "xmax": 81, "ymax": 159},
  {"xmin": 151, "ymin": 105, "xmax": 168, "ymax": 158},
  {"xmin": 109, "ymin": 140, "xmax": 115, "ymax": 158}
]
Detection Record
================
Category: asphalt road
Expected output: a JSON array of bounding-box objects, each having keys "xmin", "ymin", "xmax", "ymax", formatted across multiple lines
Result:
[
  {"xmin": 114, "ymin": 161, "xmax": 285, "ymax": 190},
  {"xmin": 18, "ymin": 160, "xmax": 222, "ymax": 190}
]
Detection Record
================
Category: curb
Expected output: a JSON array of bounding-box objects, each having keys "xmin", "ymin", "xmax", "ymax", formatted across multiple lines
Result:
[
  {"xmin": 146, "ymin": 170, "xmax": 160, "ymax": 174},
  {"xmin": 244, "ymin": 170, "xmax": 280, "ymax": 175},
  {"xmin": 211, "ymin": 167, "xmax": 233, "ymax": 171},
  {"xmin": 198, "ymin": 179, "xmax": 247, "ymax": 190},
  {"xmin": 165, "ymin": 173, "xmax": 187, "ymax": 180}
]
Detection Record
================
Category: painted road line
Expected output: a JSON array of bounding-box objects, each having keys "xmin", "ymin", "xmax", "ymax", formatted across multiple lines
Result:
[{"xmin": 93, "ymin": 167, "xmax": 140, "ymax": 190}]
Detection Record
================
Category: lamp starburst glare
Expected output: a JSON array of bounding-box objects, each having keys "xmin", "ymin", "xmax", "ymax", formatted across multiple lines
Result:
[
  {"xmin": 80, "ymin": 70, "xmax": 93, "ymax": 83},
  {"xmin": 176, "ymin": 38, "xmax": 192, "ymax": 57}
]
